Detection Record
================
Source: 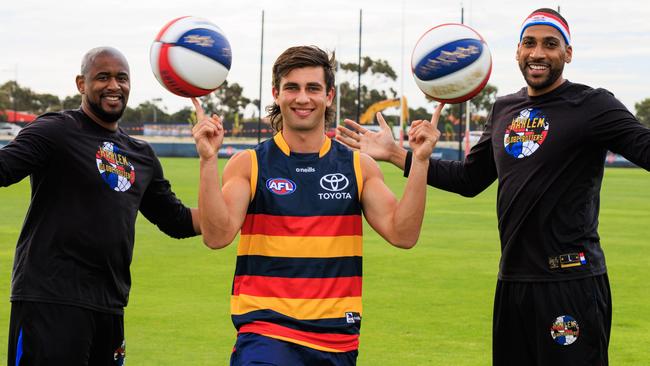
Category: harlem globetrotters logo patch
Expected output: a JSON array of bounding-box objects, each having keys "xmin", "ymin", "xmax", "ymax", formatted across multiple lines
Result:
[
  {"xmin": 96, "ymin": 142, "xmax": 136, "ymax": 192},
  {"xmin": 550, "ymin": 315, "xmax": 580, "ymax": 346},
  {"xmin": 503, "ymin": 108, "xmax": 549, "ymax": 158}
]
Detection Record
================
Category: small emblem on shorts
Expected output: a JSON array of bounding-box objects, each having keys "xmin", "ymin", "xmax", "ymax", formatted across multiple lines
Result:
[
  {"xmin": 114, "ymin": 339, "xmax": 126, "ymax": 365},
  {"xmin": 345, "ymin": 312, "xmax": 361, "ymax": 324},
  {"xmin": 550, "ymin": 315, "xmax": 579, "ymax": 346}
]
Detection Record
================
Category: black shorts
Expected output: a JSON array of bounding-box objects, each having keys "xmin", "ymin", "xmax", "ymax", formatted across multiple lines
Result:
[
  {"xmin": 492, "ymin": 274, "xmax": 611, "ymax": 366},
  {"xmin": 8, "ymin": 301, "xmax": 125, "ymax": 366}
]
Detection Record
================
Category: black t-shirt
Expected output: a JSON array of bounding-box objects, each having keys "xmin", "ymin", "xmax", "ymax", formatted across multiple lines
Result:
[
  {"xmin": 0, "ymin": 109, "xmax": 195, "ymax": 313},
  {"xmin": 405, "ymin": 81, "xmax": 650, "ymax": 281}
]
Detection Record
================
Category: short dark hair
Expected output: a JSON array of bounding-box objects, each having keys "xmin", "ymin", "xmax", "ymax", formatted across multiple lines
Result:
[
  {"xmin": 80, "ymin": 47, "xmax": 129, "ymax": 76},
  {"xmin": 266, "ymin": 46, "xmax": 336, "ymax": 132}
]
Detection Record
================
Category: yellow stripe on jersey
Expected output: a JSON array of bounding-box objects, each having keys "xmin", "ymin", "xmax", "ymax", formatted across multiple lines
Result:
[
  {"xmin": 231, "ymin": 294, "xmax": 362, "ymax": 319},
  {"xmin": 238, "ymin": 235, "xmax": 362, "ymax": 257},
  {"xmin": 248, "ymin": 149, "xmax": 258, "ymax": 202},
  {"xmin": 318, "ymin": 138, "xmax": 332, "ymax": 158},
  {"xmin": 353, "ymin": 151, "xmax": 363, "ymax": 200}
]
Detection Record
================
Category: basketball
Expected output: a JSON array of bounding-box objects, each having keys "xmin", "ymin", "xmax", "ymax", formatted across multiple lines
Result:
[
  {"xmin": 150, "ymin": 16, "xmax": 232, "ymax": 98},
  {"xmin": 411, "ymin": 23, "xmax": 492, "ymax": 104}
]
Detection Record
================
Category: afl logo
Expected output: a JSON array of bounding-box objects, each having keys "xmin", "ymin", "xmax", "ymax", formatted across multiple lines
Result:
[
  {"xmin": 320, "ymin": 173, "xmax": 349, "ymax": 192},
  {"xmin": 266, "ymin": 178, "xmax": 296, "ymax": 195}
]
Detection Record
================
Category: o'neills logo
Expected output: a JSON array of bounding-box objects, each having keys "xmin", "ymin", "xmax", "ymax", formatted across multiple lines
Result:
[
  {"xmin": 503, "ymin": 108, "xmax": 549, "ymax": 159},
  {"xmin": 96, "ymin": 142, "xmax": 135, "ymax": 192},
  {"xmin": 319, "ymin": 173, "xmax": 352, "ymax": 200}
]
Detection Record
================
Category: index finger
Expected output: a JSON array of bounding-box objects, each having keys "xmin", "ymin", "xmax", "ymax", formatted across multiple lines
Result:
[
  {"xmin": 343, "ymin": 119, "xmax": 367, "ymax": 134},
  {"xmin": 191, "ymin": 97, "xmax": 206, "ymax": 121},
  {"xmin": 430, "ymin": 103, "xmax": 445, "ymax": 130}
]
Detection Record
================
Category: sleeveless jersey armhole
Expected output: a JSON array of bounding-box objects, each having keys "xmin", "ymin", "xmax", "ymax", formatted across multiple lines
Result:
[
  {"xmin": 353, "ymin": 151, "xmax": 363, "ymax": 200},
  {"xmin": 248, "ymin": 149, "xmax": 258, "ymax": 202}
]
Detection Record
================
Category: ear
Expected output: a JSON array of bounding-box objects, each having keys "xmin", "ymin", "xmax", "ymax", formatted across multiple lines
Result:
[
  {"xmin": 76, "ymin": 75, "xmax": 85, "ymax": 94},
  {"xmin": 564, "ymin": 45, "xmax": 573, "ymax": 64},
  {"xmin": 272, "ymin": 86, "xmax": 279, "ymax": 101},
  {"xmin": 515, "ymin": 43, "xmax": 521, "ymax": 61},
  {"xmin": 326, "ymin": 87, "xmax": 335, "ymax": 107}
]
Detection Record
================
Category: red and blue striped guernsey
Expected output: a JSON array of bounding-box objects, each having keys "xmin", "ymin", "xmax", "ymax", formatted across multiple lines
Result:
[{"xmin": 232, "ymin": 133, "xmax": 364, "ymax": 353}]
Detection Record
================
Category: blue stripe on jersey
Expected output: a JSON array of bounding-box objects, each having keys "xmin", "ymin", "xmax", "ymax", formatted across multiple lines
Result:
[
  {"xmin": 233, "ymin": 309, "xmax": 361, "ymax": 335},
  {"xmin": 234, "ymin": 255, "xmax": 363, "ymax": 278}
]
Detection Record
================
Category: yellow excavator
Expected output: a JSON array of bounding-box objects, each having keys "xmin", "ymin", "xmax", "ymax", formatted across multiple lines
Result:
[{"xmin": 358, "ymin": 97, "xmax": 408, "ymax": 124}]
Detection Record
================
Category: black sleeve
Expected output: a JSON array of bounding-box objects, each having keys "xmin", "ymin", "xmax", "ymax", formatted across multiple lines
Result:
[
  {"xmin": 139, "ymin": 152, "xmax": 197, "ymax": 239},
  {"xmin": 403, "ymin": 108, "xmax": 498, "ymax": 197},
  {"xmin": 0, "ymin": 115, "xmax": 62, "ymax": 186},
  {"xmin": 587, "ymin": 90, "xmax": 650, "ymax": 170}
]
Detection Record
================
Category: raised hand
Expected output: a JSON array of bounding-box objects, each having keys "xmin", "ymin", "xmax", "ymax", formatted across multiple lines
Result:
[
  {"xmin": 408, "ymin": 103, "xmax": 444, "ymax": 162},
  {"xmin": 336, "ymin": 112, "xmax": 399, "ymax": 162},
  {"xmin": 191, "ymin": 97, "xmax": 224, "ymax": 160}
]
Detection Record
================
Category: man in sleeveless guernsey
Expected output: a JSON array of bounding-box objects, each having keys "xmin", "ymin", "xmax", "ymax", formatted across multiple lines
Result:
[
  {"xmin": 337, "ymin": 8, "xmax": 650, "ymax": 366},
  {"xmin": 191, "ymin": 45, "xmax": 441, "ymax": 365}
]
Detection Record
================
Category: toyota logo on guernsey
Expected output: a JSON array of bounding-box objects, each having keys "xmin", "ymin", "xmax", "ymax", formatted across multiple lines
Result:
[
  {"xmin": 266, "ymin": 178, "xmax": 296, "ymax": 195},
  {"xmin": 319, "ymin": 173, "xmax": 352, "ymax": 200}
]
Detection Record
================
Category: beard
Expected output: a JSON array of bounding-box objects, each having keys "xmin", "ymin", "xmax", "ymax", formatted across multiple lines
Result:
[
  {"xmin": 520, "ymin": 62, "xmax": 565, "ymax": 92},
  {"xmin": 86, "ymin": 98, "xmax": 126, "ymax": 123}
]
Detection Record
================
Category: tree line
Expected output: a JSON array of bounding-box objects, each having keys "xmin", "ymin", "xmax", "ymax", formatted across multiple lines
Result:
[{"xmin": 2, "ymin": 57, "xmax": 649, "ymax": 134}]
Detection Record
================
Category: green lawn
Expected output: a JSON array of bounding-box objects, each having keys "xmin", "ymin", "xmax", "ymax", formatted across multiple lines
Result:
[{"xmin": 1, "ymin": 159, "xmax": 648, "ymax": 365}]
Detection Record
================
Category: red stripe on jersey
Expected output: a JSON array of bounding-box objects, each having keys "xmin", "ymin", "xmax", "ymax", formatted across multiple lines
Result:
[
  {"xmin": 233, "ymin": 275, "xmax": 362, "ymax": 298},
  {"xmin": 239, "ymin": 321, "xmax": 359, "ymax": 352},
  {"xmin": 241, "ymin": 214, "xmax": 362, "ymax": 236}
]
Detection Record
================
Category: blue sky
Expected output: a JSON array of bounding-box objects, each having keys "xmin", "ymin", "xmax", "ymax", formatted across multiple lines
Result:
[{"xmin": 1, "ymin": 0, "xmax": 649, "ymax": 117}]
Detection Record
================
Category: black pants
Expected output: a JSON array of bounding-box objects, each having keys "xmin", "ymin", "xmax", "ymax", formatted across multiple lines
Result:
[
  {"xmin": 8, "ymin": 301, "xmax": 125, "ymax": 366},
  {"xmin": 493, "ymin": 274, "xmax": 611, "ymax": 366}
]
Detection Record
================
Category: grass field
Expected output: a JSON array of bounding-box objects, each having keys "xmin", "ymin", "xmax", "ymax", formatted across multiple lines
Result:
[{"xmin": 1, "ymin": 158, "xmax": 648, "ymax": 365}]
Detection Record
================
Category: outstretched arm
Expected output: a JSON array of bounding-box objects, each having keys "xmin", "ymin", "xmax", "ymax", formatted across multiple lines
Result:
[
  {"xmin": 360, "ymin": 111, "xmax": 440, "ymax": 248},
  {"xmin": 338, "ymin": 104, "xmax": 496, "ymax": 196},
  {"xmin": 192, "ymin": 98, "xmax": 251, "ymax": 249}
]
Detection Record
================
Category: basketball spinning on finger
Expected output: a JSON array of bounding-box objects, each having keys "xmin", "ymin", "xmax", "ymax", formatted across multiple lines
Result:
[
  {"xmin": 150, "ymin": 16, "xmax": 232, "ymax": 97},
  {"xmin": 411, "ymin": 23, "xmax": 492, "ymax": 103}
]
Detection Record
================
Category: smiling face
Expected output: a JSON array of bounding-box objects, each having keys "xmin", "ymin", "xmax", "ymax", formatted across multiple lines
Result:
[
  {"xmin": 76, "ymin": 49, "xmax": 130, "ymax": 125},
  {"xmin": 272, "ymin": 66, "xmax": 334, "ymax": 133},
  {"xmin": 516, "ymin": 24, "xmax": 572, "ymax": 96}
]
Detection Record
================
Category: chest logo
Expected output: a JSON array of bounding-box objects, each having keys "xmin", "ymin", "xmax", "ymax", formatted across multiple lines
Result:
[
  {"xmin": 266, "ymin": 178, "xmax": 296, "ymax": 195},
  {"xmin": 320, "ymin": 173, "xmax": 349, "ymax": 192},
  {"xmin": 96, "ymin": 142, "xmax": 135, "ymax": 192},
  {"xmin": 503, "ymin": 108, "xmax": 549, "ymax": 159}
]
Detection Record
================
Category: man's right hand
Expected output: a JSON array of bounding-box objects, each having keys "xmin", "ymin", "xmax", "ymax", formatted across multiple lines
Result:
[
  {"xmin": 191, "ymin": 97, "xmax": 224, "ymax": 160},
  {"xmin": 336, "ymin": 112, "xmax": 404, "ymax": 166}
]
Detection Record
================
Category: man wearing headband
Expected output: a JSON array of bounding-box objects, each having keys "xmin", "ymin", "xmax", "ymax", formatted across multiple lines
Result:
[{"xmin": 337, "ymin": 7, "xmax": 650, "ymax": 365}]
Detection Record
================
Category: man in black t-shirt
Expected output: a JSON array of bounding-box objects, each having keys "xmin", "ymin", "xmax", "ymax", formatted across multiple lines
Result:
[
  {"xmin": 337, "ymin": 8, "xmax": 650, "ymax": 366},
  {"xmin": 0, "ymin": 47, "xmax": 200, "ymax": 365}
]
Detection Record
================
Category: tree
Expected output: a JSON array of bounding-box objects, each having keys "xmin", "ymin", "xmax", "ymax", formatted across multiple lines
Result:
[
  {"xmin": 336, "ymin": 57, "xmax": 399, "ymax": 125},
  {"xmin": 62, "ymin": 94, "xmax": 82, "ymax": 109},
  {"xmin": 635, "ymin": 98, "xmax": 650, "ymax": 127}
]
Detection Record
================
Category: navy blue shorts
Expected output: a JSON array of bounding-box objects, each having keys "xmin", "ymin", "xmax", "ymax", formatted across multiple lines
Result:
[
  {"xmin": 230, "ymin": 333, "xmax": 358, "ymax": 366},
  {"xmin": 8, "ymin": 301, "xmax": 125, "ymax": 366},
  {"xmin": 492, "ymin": 274, "xmax": 611, "ymax": 366}
]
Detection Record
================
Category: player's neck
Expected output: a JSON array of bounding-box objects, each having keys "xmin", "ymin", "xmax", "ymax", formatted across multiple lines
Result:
[
  {"xmin": 527, "ymin": 76, "xmax": 566, "ymax": 97},
  {"xmin": 81, "ymin": 104, "xmax": 119, "ymax": 132},
  {"xmin": 281, "ymin": 128, "xmax": 326, "ymax": 154}
]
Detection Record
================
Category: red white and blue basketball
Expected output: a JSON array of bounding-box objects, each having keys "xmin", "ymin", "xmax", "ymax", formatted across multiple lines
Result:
[
  {"xmin": 150, "ymin": 16, "xmax": 232, "ymax": 97},
  {"xmin": 411, "ymin": 23, "xmax": 492, "ymax": 103}
]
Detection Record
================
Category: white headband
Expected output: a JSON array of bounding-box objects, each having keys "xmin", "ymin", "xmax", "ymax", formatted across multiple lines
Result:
[{"xmin": 520, "ymin": 12, "xmax": 571, "ymax": 45}]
